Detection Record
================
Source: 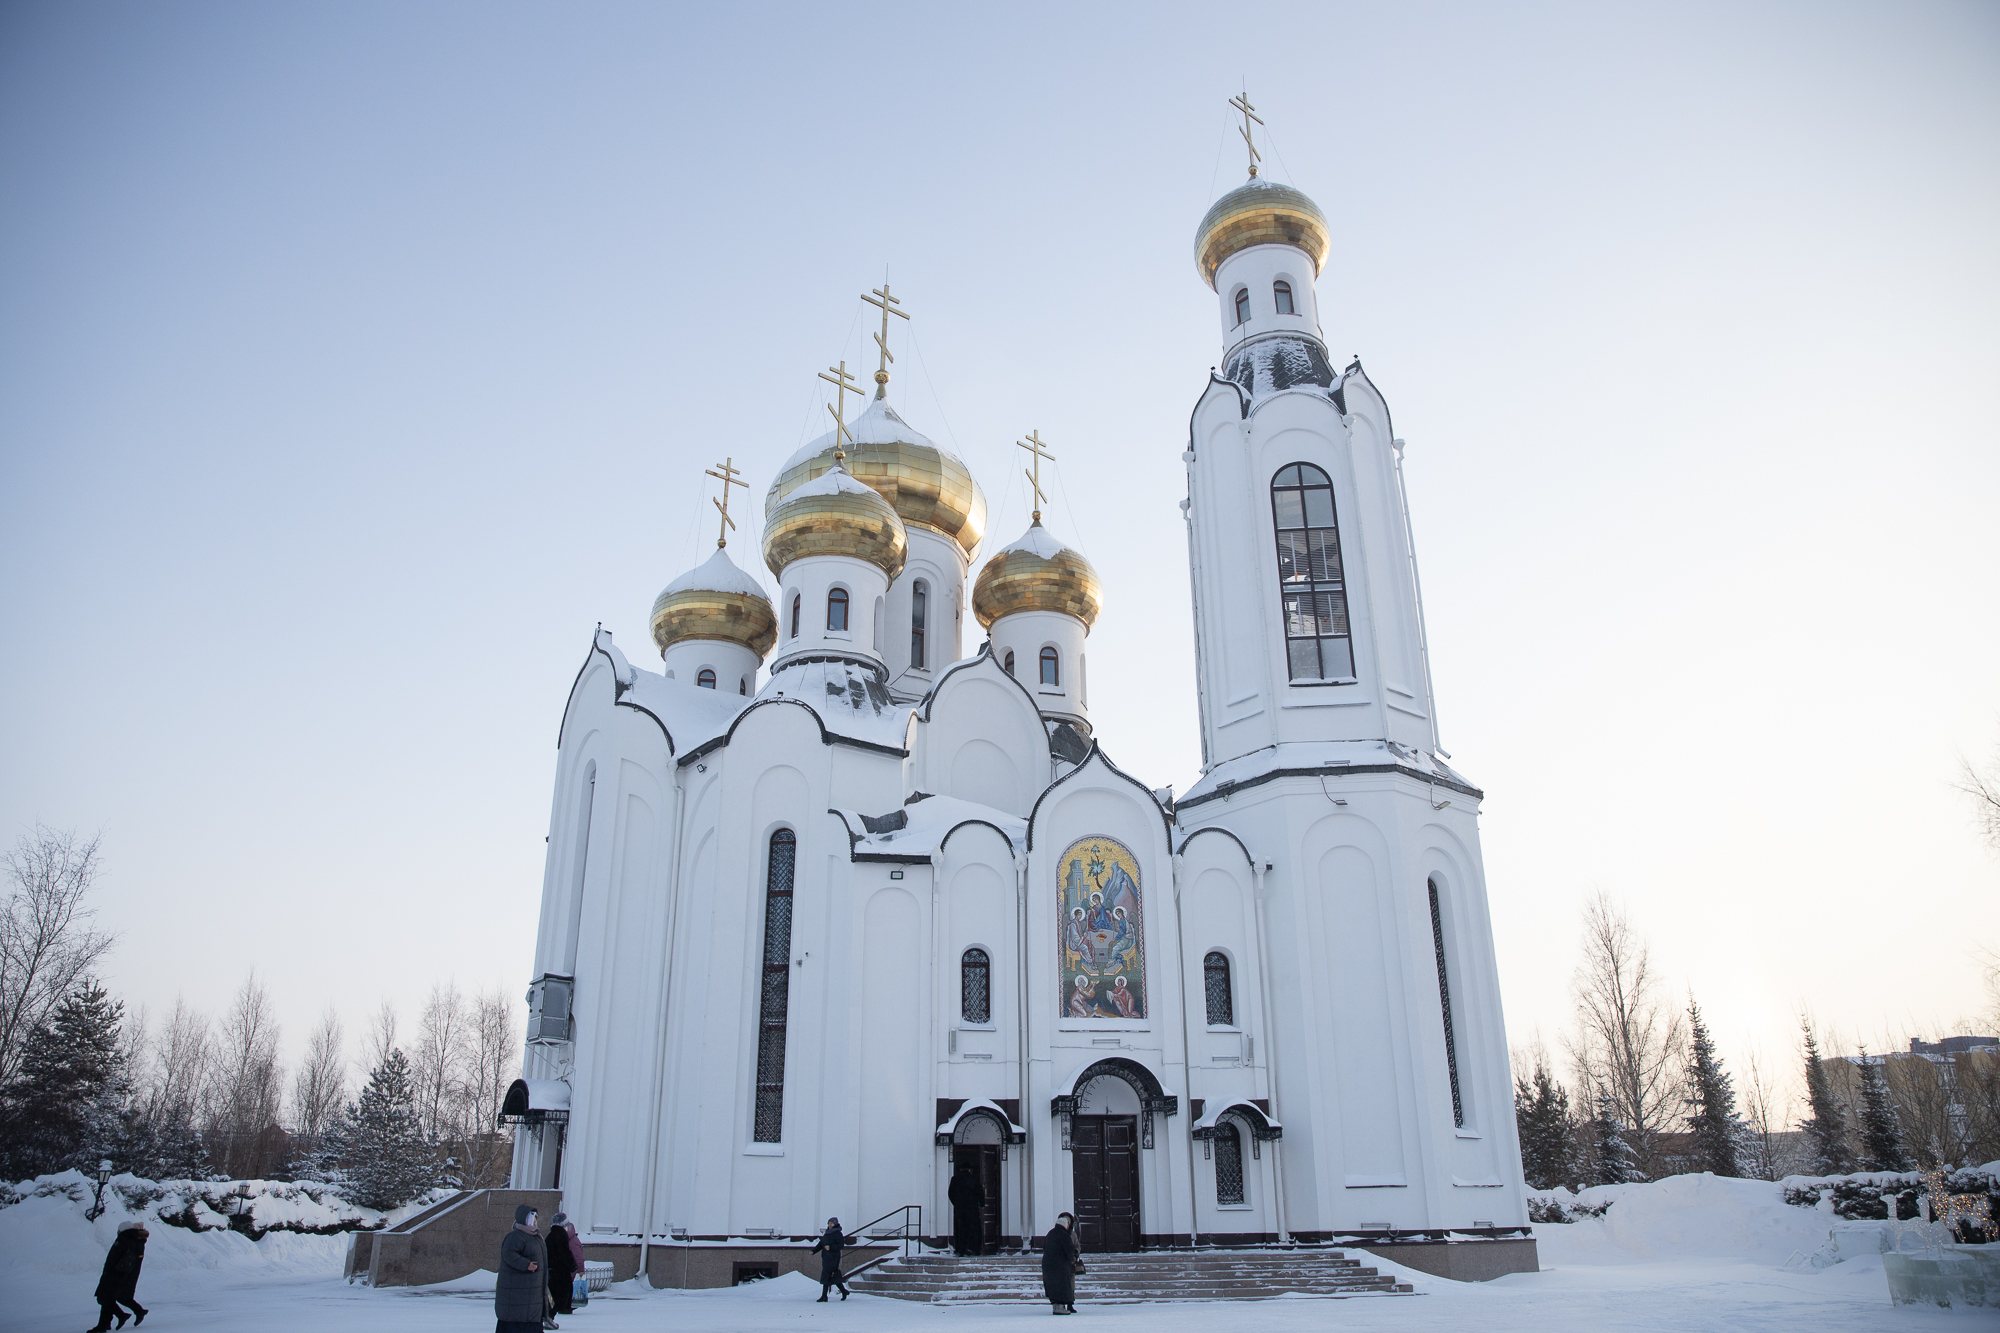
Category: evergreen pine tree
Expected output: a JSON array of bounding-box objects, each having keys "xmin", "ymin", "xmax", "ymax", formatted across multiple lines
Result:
[
  {"xmin": 0, "ymin": 981, "xmax": 128, "ymax": 1180},
  {"xmin": 1855, "ymin": 1056, "xmax": 1911, "ymax": 1172},
  {"xmin": 1799, "ymin": 1020, "xmax": 1857, "ymax": 1175},
  {"xmin": 1683, "ymin": 999, "xmax": 1743, "ymax": 1177},
  {"xmin": 1590, "ymin": 1084, "xmax": 1645, "ymax": 1185},
  {"xmin": 1515, "ymin": 1060, "xmax": 1578, "ymax": 1190},
  {"xmin": 340, "ymin": 1049, "xmax": 436, "ymax": 1210}
]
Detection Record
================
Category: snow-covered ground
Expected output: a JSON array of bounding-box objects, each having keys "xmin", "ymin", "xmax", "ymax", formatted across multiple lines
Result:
[{"xmin": 1, "ymin": 1173, "xmax": 1983, "ymax": 1331}]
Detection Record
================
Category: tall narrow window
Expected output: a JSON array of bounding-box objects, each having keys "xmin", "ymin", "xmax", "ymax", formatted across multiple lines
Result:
[
  {"xmin": 1214, "ymin": 1121, "xmax": 1245, "ymax": 1205},
  {"xmin": 696, "ymin": 668, "xmax": 716, "ymax": 689},
  {"xmin": 790, "ymin": 594, "xmax": 801, "ymax": 639},
  {"xmin": 1204, "ymin": 951, "xmax": 1233, "ymax": 1026},
  {"xmin": 739, "ymin": 677, "xmax": 749, "ymax": 696},
  {"xmin": 911, "ymin": 581, "xmax": 928, "ymax": 669},
  {"xmin": 1428, "ymin": 878, "xmax": 1464, "ymax": 1129},
  {"xmin": 1039, "ymin": 646, "xmax": 1059, "ymax": 686},
  {"xmin": 1003, "ymin": 650, "xmax": 1015, "ymax": 677},
  {"xmin": 752, "ymin": 831, "xmax": 797, "ymax": 1143},
  {"xmin": 1271, "ymin": 464, "xmax": 1353, "ymax": 682},
  {"xmin": 961, "ymin": 947, "xmax": 991, "ymax": 1024},
  {"xmin": 1273, "ymin": 280, "xmax": 1295, "ymax": 315},
  {"xmin": 827, "ymin": 588, "xmax": 849, "ymax": 632},
  {"xmin": 1233, "ymin": 288, "xmax": 1251, "ymax": 325}
]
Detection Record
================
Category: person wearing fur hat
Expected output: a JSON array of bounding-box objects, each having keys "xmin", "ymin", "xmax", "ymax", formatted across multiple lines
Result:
[
  {"xmin": 545, "ymin": 1211, "xmax": 579, "ymax": 1315},
  {"xmin": 495, "ymin": 1204, "xmax": 548, "ymax": 1333},
  {"xmin": 89, "ymin": 1221, "xmax": 147, "ymax": 1331}
]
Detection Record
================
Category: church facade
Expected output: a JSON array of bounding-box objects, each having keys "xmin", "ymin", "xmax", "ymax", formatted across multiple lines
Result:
[{"xmin": 507, "ymin": 157, "xmax": 1531, "ymax": 1275}]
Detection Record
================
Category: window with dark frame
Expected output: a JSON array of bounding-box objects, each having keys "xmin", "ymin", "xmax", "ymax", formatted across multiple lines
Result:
[
  {"xmin": 1273, "ymin": 280, "xmax": 1295, "ymax": 315},
  {"xmin": 961, "ymin": 947, "xmax": 991, "ymax": 1024},
  {"xmin": 1429, "ymin": 878, "xmax": 1464, "ymax": 1129},
  {"xmin": 827, "ymin": 587, "xmax": 849, "ymax": 632},
  {"xmin": 911, "ymin": 581, "xmax": 928, "ymax": 669},
  {"xmin": 790, "ymin": 594, "xmax": 800, "ymax": 639},
  {"xmin": 1039, "ymin": 646, "xmax": 1059, "ymax": 686},
  {"xmin": 1203, "ymin": 951, "xmax": 1233, "ymax": 1026},
  {"xmin": 696, "ymin": 668, "xmax": 716, "ymax": 689},
  {"xmin": 752, "ymin": 830, "xmax": 797, "ymax": 1142},
  {"xmin": 1215, "ymin": 1121, "xmax": 1245, "ymax": 1205},
  {"xmin": 739, "ymin": 677, "xmax": 749, "ymax": 696},
  {"xmin": 1233, "ymin": 288, "xmax": 1250, "ymax": 325},
  {"xmin": 1003, "ymin": 650, "xmax": 1015, "ymax": 677},
  {"xmin": 1271, "ymin": 463, "xmax": 1353, "ymax": 682}
]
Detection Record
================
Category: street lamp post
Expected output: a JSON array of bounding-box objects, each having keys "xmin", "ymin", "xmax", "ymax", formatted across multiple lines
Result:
[
  {"xmin": 231, "ymin": 1185, "xmax": 254, "ymax": 1235},
  {"xmin": 85, "ymin": 1161, "xmax": 112, "ymax": 1222}
]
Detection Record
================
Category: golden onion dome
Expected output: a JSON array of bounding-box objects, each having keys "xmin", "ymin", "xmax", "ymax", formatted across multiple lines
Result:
[
  {"xmin": 1194, "ymin": 177, "xmax": 1331, "ymax": 289},
  {"xmin": 972, "ymin": 519, "xmax": 1102, "ymax": 630},
  {"xmin": 651, "ymin": 547, "xmax": 777, "ymax": 659},
  {"xmin": 761, "ymin": 463, "xmax": 908, "ymax": 580},
  {"xmin": 765, "ymin": 397, "xmax": 987, "ymax": 560}
]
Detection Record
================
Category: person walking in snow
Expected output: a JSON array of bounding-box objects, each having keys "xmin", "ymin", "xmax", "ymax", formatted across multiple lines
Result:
[
  {"xmin": 1040, "ymin": 1213, "xmax": 1080, "ymax": 1316},
  {"xmin": 495, "ymin": 1204, "xmax": 549, "ymax": 1333},
  {"xmin": 948, "ymin": 1162, "xmax": 986, "ymax": 1256},
  {"xmin": 89, "ymin": 1221, "xmax": 148, "ymax": 1331},
  {"xmin": 545, "ymin": 1210, "xmax": 579, "ymax": 1315},
  {"xmin": 809, "ymin": 1217, "xmax": 855, "ymax": 1301}
]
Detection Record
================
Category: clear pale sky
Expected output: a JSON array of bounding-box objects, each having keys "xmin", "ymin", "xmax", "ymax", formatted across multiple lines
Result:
[{"xmin": 3, "ymin": 3, "xmax": 1995, "ymax": 1114}]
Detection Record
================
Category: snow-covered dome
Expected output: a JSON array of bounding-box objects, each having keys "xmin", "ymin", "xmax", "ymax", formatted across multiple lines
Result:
[
  {"xmin": 971, "ymin": 518, "xmax": 1101, "ymax": 630},
  {"xmin": 765, "ymin": 397, "xmax": 986, "ymax": 560},
  {"xmin": 1194, "ymin": 177, "xmax": 1329, "ymax": 289},
  {"xmin": 650, "ymin": 546, "xmax": 777, "ymax": 659},
  {"xmin": 761, "ymin": 462, "xmax": 908, "ymax": 580}
]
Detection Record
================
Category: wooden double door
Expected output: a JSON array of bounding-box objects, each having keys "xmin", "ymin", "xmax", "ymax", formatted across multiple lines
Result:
[
  {"xmin": 1070, "ymin": 1115, "xmax": 1141, "ymax": 1251},
  {"xmin": 950, "ymin": 1144, "xmax": 1003, "ymax": 1253}
]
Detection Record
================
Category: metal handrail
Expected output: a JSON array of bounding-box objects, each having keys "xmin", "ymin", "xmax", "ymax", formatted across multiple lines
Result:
[{"xmin": 841, "ymin": 1203, "xmax": 923, "ymax": 1271}]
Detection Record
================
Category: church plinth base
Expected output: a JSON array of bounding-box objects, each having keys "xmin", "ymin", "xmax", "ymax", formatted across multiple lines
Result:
[
  {"xmin": 575, "ymin": 1241, "xmax": 894, "ymax": 1289},
  {"xmin": 1354, "ymin": 1236, "xmax": 1539, "ymax": 1282}
]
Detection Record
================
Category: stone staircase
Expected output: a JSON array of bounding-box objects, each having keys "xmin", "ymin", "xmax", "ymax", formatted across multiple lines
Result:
[{"xmin": 846, "ymin": 1248, "xmax": 1415, "ymax": 1303}]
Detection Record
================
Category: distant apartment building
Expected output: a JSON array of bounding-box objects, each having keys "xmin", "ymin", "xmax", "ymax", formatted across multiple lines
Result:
[{"xmin": 1822, "ymin": 1035, "xmax": 1999, "ymax": 1166}]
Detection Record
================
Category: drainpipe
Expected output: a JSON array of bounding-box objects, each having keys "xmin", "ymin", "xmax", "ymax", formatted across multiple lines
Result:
[
  {"xmin": 636, "ymin": 772, "xmax": 688, "ymax": 1285},
  {"xmin": 1172, "ymin": 847, "xmax": 1199, "ymax": 1247},
  {"xmin": 1250, "ymin": 854, "xmax": 1291, "ymax": 1244},
  {"xmin": 1016, "ymin": 848, "xmax": 1032, "ymax": 1245}
]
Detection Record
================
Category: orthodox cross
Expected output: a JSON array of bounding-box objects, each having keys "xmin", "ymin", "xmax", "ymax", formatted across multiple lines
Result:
[
  {"xmin": 1017, "ymin": 428, "xmax": 1054, "ymax": 523},
  {"xmin": 817, "ymin": 361, "xmax": 866, "ymax": 462},
  {"xmin": 705, "ymin": 456, "xmax": 746, "ymax": 548},
  {"xmin": 1230, "ymin": 89, "xmax": 1263, "ymax": 179},
  {"xmin": 860, "ymin": 283, "xmax": 909, "ymax": 397}
]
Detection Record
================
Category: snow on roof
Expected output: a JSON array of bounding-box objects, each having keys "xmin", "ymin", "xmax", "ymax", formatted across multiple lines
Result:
[
  {"xmin": 520, "ymin": 1079, "xmax": 570, "ymax": 1112},
  {"xmin": 611, "ymin": 643, "xmax": 755, "ymax": 747},
  {"xmin": 833, "ymin": 792, "xmax": 1028, "ymax": 860},
  {"xmin": 783, "ymin": 463, "xmax": 885, "ymax": 503},
  {"xmin": 1178, "ymin": 740, "xmax": 1477, "ymax": 809},
  {"xmin": 782, "ymin": 396, "xmax": 972, "ymax": 473},
  {"xmin": 997, "ymin": 521, "xmax": 1069, "ymax": 560},
  {"xmin": 658, "ymin": 546, "xmax": 769, "ymax": 600},
  {"xmin": 935, "ymin": 1097, "xmax": 1028, "ymax": 1138},
  {"xmin": 754, "ymin": 657, "xmax": 914, "ymax": 752},
  {"xmin": 1191, "ymin": 1098, "xmax": 1280, "ymax": 1134}
]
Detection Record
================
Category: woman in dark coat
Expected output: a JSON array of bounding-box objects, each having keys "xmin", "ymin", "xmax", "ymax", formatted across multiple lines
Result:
[
  {"xmin": 948, "ymin": 1164, "xmax": 986, "ymax": 1256},
  {"xmin": 808, "ymin": 1217, "xmax": 854, "ymax": 1302},
  {"xmin": 89, "ymin": 1222, "xmax": 148, "ymax": 1331},
  {"xmin": 1040, "ymin": 1213, "xmax": 1079, "ymax": 1316},
  {"xmin": 545, "ymin": 1211, "xmax": 579, "ymax": 1315},
  {"xmin": 494, "ymin": 1204, "xmax": 548, "ymax": 1333}
]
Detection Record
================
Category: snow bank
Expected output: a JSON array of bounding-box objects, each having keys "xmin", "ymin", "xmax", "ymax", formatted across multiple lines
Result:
[
  {"xmin": 1531, "ymin": 1172, "xmax": 1837, "ymax": 1269},
  {"xmin": 0, "ymin": 1187, "xmax": 347, "ymax": 1280}
]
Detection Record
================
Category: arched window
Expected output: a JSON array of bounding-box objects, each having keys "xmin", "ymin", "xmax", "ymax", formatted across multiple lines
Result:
[
  {"xmin": 696, "ymin": 668, "xmax": 716, "ymax": 689},
  {"xmin": 1271, "ymin": 464, "xmax": 1353, "ymax": 682},
  {"xmin": 752, "ymin": 830, "xmax": 797, "ymax": 1143},
  {"xmin": 827, "ymin": 587, "xmax": 849, "ymax": 632},
  {"xmin": 1003, "ymin": 650, "xmax": 1015, "ymax": 677},
  {"xmin": 1429, "ymin": 878, "xmax": 1464, "ymax": 1128},
  {"xmin": 910, "ymin": 581, "xmax": 928, "ymax": 669},
  {"xmin": 1204, "ymin": 951, "xmax": 1233, "ymax": 1026},
  {"xmin": 739, "ymin": 676, "xmax": 749, "ymax": 696},
  {"xmin": 1273, "ymin": 280, "xmax": 1295, "ymax": 315},
  {"xmin": 961, "ymin": 947, "xmax": 991, "ymax": 1024},
  {"xmin": 790, "ymin": 594, "xmax": 801, "ymax": 639},
  {"xmin": 1214, "ymin": 1120, "xmax": 1245, "ymax": 1205},
  {"xmin": 1233, "ymin": 288, "xmax": 1250, "ymax": 325},
  {"xmin": 1039, "ymin": 646, "xmax": 1059, "ymax": 686}
]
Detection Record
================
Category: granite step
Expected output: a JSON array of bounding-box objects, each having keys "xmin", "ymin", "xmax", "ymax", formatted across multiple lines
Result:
[{"xmin": 846, "ymin": 1248, "xmax": 1414, "ymax": 1303}]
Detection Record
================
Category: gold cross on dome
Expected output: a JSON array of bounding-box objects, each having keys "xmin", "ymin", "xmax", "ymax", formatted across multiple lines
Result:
[
  {"xmin": 1230, "ymin": 89, "xmax": 1263, "ymax": 178},
  {"xmin": 860, "ymin": 282, "xmax": 910, "ymax": 397},
  {"xmin": 817, "ymin": 360, "xmax": 866, "ymax": 462},
  {"xmin": 705, "ymin": 457, "xmax": 745, "ymax": 548},
  {"xmin": 1017, "ymin": 429, "xmax": 1054, "ymax": 523}
]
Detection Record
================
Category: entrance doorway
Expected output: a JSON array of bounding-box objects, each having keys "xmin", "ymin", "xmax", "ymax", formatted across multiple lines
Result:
[
  {"xmin": 1070, "ymin": 1116, "xmax": 1140, "ymax": 1251},
  {"xmin": 950, "ymin": 1144, "xmax": 1002, "ymax": 1253}
]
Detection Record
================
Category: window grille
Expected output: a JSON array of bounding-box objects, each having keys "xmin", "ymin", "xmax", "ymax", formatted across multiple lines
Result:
[
  {"xmin": 911, "ymin": 581, "xmax": 927, "ymax": 669},
  {"xmin": 1203, "ymin": 951, "xmax": 1233, "ymax": 1026},
  {"xmin": 1273, "ymin": 280, "xmax": 1294, "ymax": 315},
  {"xmin": 1039, "ymin": 646, "xmax": 1059, "ymax": 686},
  {"xmin": 1270, "ymin": 463, "xmax": 1353, "ymax": 681},
  {"xmin": 1429, "ymin": 879, "xmax": 1464, "ymax": 1128},
  {"xmin": 827, "ymin": 588, "xmax": 849, "ymax": 632},
  {"xmin": 961, "ymin": 947, "xmax": 990, "ymax": 1024},
  {"xmin": 1233, "ymin": 288, "xmax": 1250, "ymax": 325},
  {"xmin": 752, "ymin": 831, "xmax": 796, "ymax": 1142},
  {"xmin": 696, "ymin": 668, "xmax": 716, "ymax": 689},
  {"xmin": 1215, "ymin": 1121, "xmax": 1245, "ymax": 1204}
]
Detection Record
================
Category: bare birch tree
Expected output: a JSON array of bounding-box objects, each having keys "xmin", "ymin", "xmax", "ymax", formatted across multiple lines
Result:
[
  {"xmin": 212, "ymin": 973, "xmax": 283, "ymax": 1176},
  {"xmin": 1566, "ymin": 891, "xmax": 1686, "ymax": 1177},
  {"xmin": 1954, "ymin": 741, "xmax": 2000, "ymax": 853},
  {"xmin": 453, "ymin": 987, "xmax": 519, "ymax": 1187},
  {"xmin": 289, "ymin": 1006, "xmax": 347, "ymax": 1140},
  {"xmin": 411, "ymin": 981, "xmax": 467, "ymax": 1144},
  {"xmin": 364, "ymin": 999, "xmax": 399, "ymax": 1070},
  {"xmin": 0, "ymin": 827, "xmax": 116, "ymax": 1085}
]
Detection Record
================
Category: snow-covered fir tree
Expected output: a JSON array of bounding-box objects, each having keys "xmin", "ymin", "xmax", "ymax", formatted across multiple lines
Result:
[
  {"xmin": 1855, "ymin": 1056, "xmax": 1911, "ymax": 1172},
  {"xmin": 0, "ymin": 980, "xmax": 128, "ymax": 1179},
  {"xmin": 1798, "ymin": 1021, "xmax": 1856, "ymax": 1175},
  {"xmin": 1589, "ymin": 1084, "xmax": 1645, "ymax": 1185},
  {"xmin": 1683, "ymin": 999, "xmax": 1742, "ymax": 1177},
  {"xmin": 1515, "ymin": 1060, "xmax": 1578, "ymax": 1189},
  {"xmin": 327, "ymin": 1049, "xmax": 435, "ymax": 1209}
]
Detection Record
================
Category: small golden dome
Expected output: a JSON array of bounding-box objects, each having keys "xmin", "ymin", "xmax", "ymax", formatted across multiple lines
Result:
[
  {"xmin": 972, "ymin": 520, "xmax": 1101, "ymax": 630},
  {"xmin": 1194, "ymin": 178, "xmax": 1330, "ymax": 289},
  {"xmin": 766, "ymin": 398, "xmax": 987, "ymax": 559},
  {"xmin": 761, "ymin": 464, "xmax": 908, "ymax": 580},
  {"xmin": 651, "ymin": 548, "xmax": 777, "ymax": 659}
]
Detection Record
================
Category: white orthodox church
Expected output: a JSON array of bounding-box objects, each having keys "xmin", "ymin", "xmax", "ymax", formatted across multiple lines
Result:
[{"xmin": 506, "ymin": 148, "xmax": 1533, "ymax": 1280}]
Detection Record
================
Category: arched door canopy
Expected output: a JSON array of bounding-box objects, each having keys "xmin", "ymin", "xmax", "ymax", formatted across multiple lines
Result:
[{"xmin": 1052, "ymin": 1057, "xmax": 1178, "ymax": 1149}]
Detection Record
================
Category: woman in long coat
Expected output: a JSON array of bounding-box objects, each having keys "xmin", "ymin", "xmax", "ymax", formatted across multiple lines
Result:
[
  {"xmin": 494, "ymin": 1204, "xmax": 548, "ymax": 1333},
  {"xmin": 808, "ymin": 1217, "xmax": 854, "ymax": 1302},
  {"xmin": 545, "ymin": 1211, "xmax": 581, "ymax": 1314},
  {"xmin": 1040, "ymin": 1213, "xmax": 1079, "ymax": 1316},
  {"xmin": 89, "ymin": 1222, "xmax": 148, "ymax": 1332},
  {"xmin": 948, "ymin": 1163, "xmax": 986, "ymax": 1256}
]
